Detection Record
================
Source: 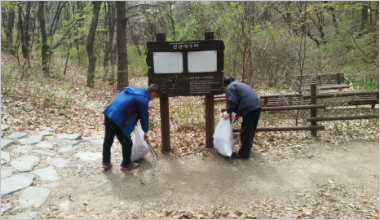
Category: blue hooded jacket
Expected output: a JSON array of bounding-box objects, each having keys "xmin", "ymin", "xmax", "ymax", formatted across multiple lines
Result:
[{"xmin": 103, "ymin": 87, "xmax": 151, "ymax": 138}]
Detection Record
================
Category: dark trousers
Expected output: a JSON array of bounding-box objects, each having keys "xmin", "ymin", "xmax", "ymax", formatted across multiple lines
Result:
[
  {"xmin": 239, "ymin": 108, "xmax": 261, "ymax": 157},
  {"xmin": 102, "ymin": 115, "xmax": 132, "ymax": 166}
]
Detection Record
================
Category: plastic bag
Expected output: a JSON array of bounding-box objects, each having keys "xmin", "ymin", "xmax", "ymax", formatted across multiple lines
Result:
[
  {"xmin": 131, "ymin": 125, "xmax": 150, "ymax": 161},
  {"xmin": 213, "ymin": 118, "xmax": 234, "ymax": 157}
]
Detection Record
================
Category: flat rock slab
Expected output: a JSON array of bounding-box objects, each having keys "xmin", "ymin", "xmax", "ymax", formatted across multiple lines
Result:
[
  {"xmin": 1, "ymin": 124, "xmax": 10, "ymax": 131},
  {"xmin": 89, "ymin": 139, "xmax": 104, "ymax": 145},
  {"xmin": 32, "ymin": 149, "xmax": 55, "ymax": 156},
  {"xmin": 58, "ymin": 145, "xmax": 77, "ymax": 154},
  {"xmin": 57, "ymin": 133, "xmax": 82, "ymax": 140},
  {"xmin": 8, "ymin": 132, "xmax": 28, "ymax": 139},
  {"xmin": 1, "ymin": 167, "xmax": 13, "ymax": 179},
  {"xmin": 1, "ymin": 150, "xmax": 10, "ymax": 164},
  {"xmin": 1, "ymin": 139, "xmax": 15, "ymax": 149},
  {"xmin": 33, "ymin": 166, "xmax": 58, "ymax": 182},
  {"xmin": 19, "ymin": 187, "xmax": 51, "ymax": 208},
  {"xmin": 9, "ymin": 212, "xmax": 38, "ymax": 219},
  {"xmin": 35, "ymin": 141, "xmax": 53, "ymax": 149},
  {"xmin": 38, "ymin": 130, "xmax": 53, "ymax": 136},
  {"xmin": 12, "ymin": 145, "xmax": 33, "ymax": 154},
  {"xmin": 1, "ymin": 174, "xmax": 35, "ymax": 197},
  {"xmin": 75, "ymin": 152, "xmax": 102, "ymax": 161},
  {"xmin": 19, "ymin": 135, "xmax": 43, "ymax": 145},
  {"xmin": 69, "ymin": 141, "xmax": 81, "ymax": 146},
  {"xmin": 10, "ymin": 155, "xmax": 40, "ymax": 172},
  {"xmin": 47, "ymin": 158, "xmax": 69, "ymax": 168},
  {"xmin": 1, "ymin": 203, "xmax": 12, "ymax": 214}
]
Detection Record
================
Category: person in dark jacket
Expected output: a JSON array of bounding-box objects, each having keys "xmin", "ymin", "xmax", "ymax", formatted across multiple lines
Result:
[
  {"xmin": 102, "ymin": 84, "xmax": 159, "ymax": 170},
  {"xmin": 222, "ymin": 77, "xmax": 262, "ymax": 159}
]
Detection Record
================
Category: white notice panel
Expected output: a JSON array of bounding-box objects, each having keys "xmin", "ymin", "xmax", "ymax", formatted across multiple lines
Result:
[
  {"xmin": 153, "ymin": 52, "xmax": 183, "ymax": 74},
  {"xmin": 188, "ymin": 50, "xmax": 217, "ymax": 73}
]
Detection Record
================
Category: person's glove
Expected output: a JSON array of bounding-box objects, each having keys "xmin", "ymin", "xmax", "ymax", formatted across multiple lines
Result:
[
  {"xmin": 222, "ymin": 111, "xmax": 230, "ymax": 120},
  {"xmin": 232, "ymin": 114, "xmax": 240, "ymax": 124},
  {"xmin": 144, "ymin": 132, "xmax": 150, "ymax": 141},
  {"xmin": 234, "ymin": 114, "xmax": 240, "ymax": 120}
]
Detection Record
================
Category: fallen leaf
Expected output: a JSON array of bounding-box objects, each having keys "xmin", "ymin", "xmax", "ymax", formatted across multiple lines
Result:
[{"xmin": 166, "ymin": 184, "xmax": 174, "ymax": 189}]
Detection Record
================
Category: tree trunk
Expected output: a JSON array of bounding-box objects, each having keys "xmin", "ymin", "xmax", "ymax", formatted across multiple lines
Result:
[
  {"xmin": 286, "ymin": 1, "xmax": 292, "ymax": 32},
  {"xmin": 361, "ymin": 2, "xmax": 369, "ymax": 30},
  {"xmin": 38, "ymin": 1, "xmax": 49, "ymax": 75},
  {"xmin": 116, "ymin": 1, "xmax": 128, "ymax": 90},
  {"xmin": 86, "ymin": 1, "xmax": 102, "ymax": 88},
  {"xmin": 103, "ymin": 1, "xmax": 116, "ymax": 81},
  {"xmin": 2, "ymin": 8, "xmax": 15, "ymax": 54},
  {"xmin": 18, "ymin": 2, "xmax": 31, "ymax": 62}
]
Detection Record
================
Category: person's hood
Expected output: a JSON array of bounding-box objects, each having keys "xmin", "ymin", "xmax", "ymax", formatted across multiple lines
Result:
[{"xmin": 123, "ymin": 86, "xmax": 150, "ymax": 100}]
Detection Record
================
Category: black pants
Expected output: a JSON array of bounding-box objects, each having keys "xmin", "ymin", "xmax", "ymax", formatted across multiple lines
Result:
[
  {"xmin": 239, "ymin": 108, "xmax": 261, "ymax": 157},
  {"xmin": 102, "ymin": 115, "xmax": 132, "ymax": 166}
]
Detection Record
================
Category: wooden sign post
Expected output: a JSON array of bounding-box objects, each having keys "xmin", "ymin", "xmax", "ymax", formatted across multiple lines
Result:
[{"xmin": 146, "ymin": 32, "xmax": 225, "ymax": 152}]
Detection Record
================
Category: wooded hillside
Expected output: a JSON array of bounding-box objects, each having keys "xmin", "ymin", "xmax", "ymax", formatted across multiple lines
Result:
[{"xmin": 1, "ymin": 1, "xmax": 379, "ymax": 90}]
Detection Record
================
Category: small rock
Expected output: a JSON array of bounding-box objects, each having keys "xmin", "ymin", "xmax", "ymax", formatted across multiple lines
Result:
[
  {"xmin": 57, "ymin": 133, "xmax": 82, "ymax": 140},
  {"xmin": 19, "ymin": 135, "xmax": 43, "ymax": 145},
  {"xmin": 1, "ymin": 203, "xmax": 12, "ymax": 214},
  {"xmin": 35, "ymin": 141, "xmax": 53, "ymax": 149},
  {"xmin": 1, "ymin": 151, "xmax": 10, "ymax": 164},
  {"xmin": 33, "ymin": 166, "xmax": 58, "ymax": 182},
  {"xmin": 38, "ymin": 130, "xmax": 53, "ymax": 136},
  {"xmin": 47, "ymin": 158, "xmax": 69, "ymax": 168},
  {"xmin": 1, "ymin": 124, "xmax": 10, "ymax": 131},
  {"xmin": 9, "ymin": 211, "xmax": 38, "ymax": 219},
  {"xmin": 75, "ymin": 152, "xmax": 102, "ymax": 161},
  {"xmin": 19, "ymin": 187, "xmax": 51, "ymax": 208},
  {"xmin": 1, "ymin": 174, "xmax": 35, "ymax": 197},
  {"xmin": 182, "ymin": 211, "xmax": 193, "ymax": 219},
  {"xmin": 10, "ymin": 155, "xmax": 40, "ymax": 171},
  {"xmin": 1, "ymin": 139, "xmax": 15, "ymax": 150},
  {"xmin": 1, "ymin": 167, "xmax": 13, "ymax": 179},
  {"xmin": 58, "ymin": 145, "xmax": 77, "ymax": 154},
  {"xmin": 12, "ymin": 145, "xmax": 32, "ymax": 154},
  {"xmin": 8, "ymin": 132, "xmax": 28, "ymax": 139}
]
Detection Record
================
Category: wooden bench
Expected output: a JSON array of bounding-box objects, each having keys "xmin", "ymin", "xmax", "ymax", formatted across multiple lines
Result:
[{"xmin": 295, "ymin": 72, "xmax": 350, "ymax": 91}]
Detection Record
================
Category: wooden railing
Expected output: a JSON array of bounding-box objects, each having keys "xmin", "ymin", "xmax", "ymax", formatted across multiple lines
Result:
[{"xmin": 220, "ymin": 84, "xmax": 379, "ymax": 137}]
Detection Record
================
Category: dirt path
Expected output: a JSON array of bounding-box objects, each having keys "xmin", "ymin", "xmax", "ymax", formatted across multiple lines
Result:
[{"xmin": 30, "ymin": 140, "xmax": 378, "ymax": 219}]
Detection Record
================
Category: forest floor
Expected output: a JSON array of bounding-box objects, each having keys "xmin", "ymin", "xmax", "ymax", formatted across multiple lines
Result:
[{"xmin": 1, "ymin": 52, "xmax": 379, "ymax": 219}]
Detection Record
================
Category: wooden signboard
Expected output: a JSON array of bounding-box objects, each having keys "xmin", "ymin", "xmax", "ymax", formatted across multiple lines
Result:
[{"xmin": 146, "ymin": 40, "xmax": 225, "ymax": 97}]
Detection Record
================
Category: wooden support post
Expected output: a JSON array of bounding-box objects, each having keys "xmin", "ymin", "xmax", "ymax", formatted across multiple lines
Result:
[
  {"xmin": 205, "ymin": 31, "xmax": 215, "ymax": 148},
  {"xmin": 310, "ymin": 83, "xmax": 317, "ymax": 136},
  {"xmin": 156, "ymin": 33, "xmax": 171, "ymax": 152}
]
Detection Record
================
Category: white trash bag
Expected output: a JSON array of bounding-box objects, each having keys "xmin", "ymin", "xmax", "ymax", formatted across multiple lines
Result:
[
  {"xmin": 131, "ymin": 125, "xmax": 150, "ymax": 161},
  {"xmin": 213, "ymin": 118, "xmax": 234, "ymax": 157}
]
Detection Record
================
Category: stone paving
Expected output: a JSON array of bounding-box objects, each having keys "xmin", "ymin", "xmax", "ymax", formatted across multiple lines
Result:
[{"xmin": 1, "ymin": 124, "xmax": 104, "ymax": 219}]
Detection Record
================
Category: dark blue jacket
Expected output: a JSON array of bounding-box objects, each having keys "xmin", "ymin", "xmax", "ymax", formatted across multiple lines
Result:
[
  {"xmin": 226, "ymin": 81, "xmax": 262, "ymax": 117},
  {"xmin": 103, "ymin": 87, "xmax": 151, "ymax": 138}
]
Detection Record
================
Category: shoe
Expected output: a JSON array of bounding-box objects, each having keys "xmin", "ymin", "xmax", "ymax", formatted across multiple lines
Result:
[
  {"xmin": 102, "ymin": 163, "xmax": 113, "ymax": 169},
  {"xmin": 232, "ymin": 151, "xmax": 249, "ymax": 159},
  {"xmin": 120, "ymin": 162, "xmax": 139, "ymax": 171}
]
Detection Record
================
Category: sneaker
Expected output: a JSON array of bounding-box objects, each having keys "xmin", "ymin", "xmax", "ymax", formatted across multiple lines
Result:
[
  {"xmin": 120, "ymin": 162, "xmax": 139, "ymax": 171},
  {"xmin": 102, "ymin": 163, "xmax": 113, "ymax": 169},
  {"xmin": 232, "ymin": 151, "xmax": 249, "ymax": 159}
]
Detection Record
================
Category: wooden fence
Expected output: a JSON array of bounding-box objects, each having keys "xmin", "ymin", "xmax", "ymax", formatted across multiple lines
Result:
[{"xmin": 220, "ymin": 83, "xmax": 379, "ymax": 137}]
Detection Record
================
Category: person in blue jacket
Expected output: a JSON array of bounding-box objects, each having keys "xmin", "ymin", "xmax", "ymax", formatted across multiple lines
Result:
[
  {"xmin": 222, "ymin": 77, "xmax": 262, "ymax": 159},
  {"xmin": 102, "ymin": 84, "xmax": 159, "ymax": 170}
]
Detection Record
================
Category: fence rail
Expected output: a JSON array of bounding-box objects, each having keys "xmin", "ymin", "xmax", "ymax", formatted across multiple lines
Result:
[{"xmin": 220, "ymin": 84, "xmax": 379, "ymax": 137}]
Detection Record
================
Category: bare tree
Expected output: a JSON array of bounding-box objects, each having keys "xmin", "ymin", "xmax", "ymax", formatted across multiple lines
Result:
[
  {"xmin": 38, "ymin": 1, "xmax": 49, "ymax": 74},
  {"xmin": 103, "ymin": 1, "xmax": 117, "ymax": 83},
  {"xmin": 86, "ymin": 1, "xmax": 102, "ymax": 88},
  {"xmin": 116, "ymin": 1, "xmax": 128, "ymax": 90}
]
